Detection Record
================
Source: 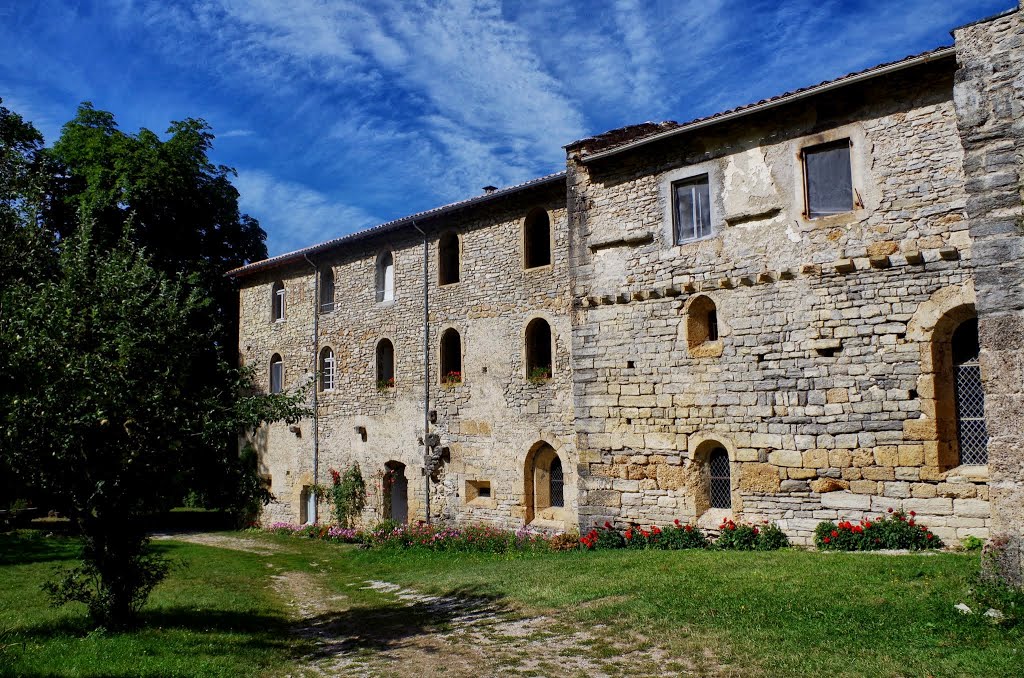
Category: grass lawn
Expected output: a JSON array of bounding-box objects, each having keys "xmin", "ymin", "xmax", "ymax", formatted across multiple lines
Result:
[{"xmin": 1, "ymin": 530, "xmax": 1022, "ymax": 676}]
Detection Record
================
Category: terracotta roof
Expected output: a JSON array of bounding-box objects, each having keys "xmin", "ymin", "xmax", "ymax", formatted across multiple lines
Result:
[
  {"xmin": 226, "ymin": 171, "xmax": 565, "ymax": 278},
  {"xmin": 572, "ymin": 45, "xmax": 957, "ymax": 162}
]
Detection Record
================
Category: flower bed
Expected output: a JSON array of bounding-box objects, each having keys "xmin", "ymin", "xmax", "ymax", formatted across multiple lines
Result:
[
  {"xmin": 262, "ymin": 517, "xmax": 792, "ymax": 554},
  {"xmin": 813, "ymin": 509, "xmax": 944, "ymax": 551}
]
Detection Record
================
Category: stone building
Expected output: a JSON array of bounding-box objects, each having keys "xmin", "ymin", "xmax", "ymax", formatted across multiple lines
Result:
[{"xmin": 228, "ymin": 5, "xmax": 1024, "ymax": 549}]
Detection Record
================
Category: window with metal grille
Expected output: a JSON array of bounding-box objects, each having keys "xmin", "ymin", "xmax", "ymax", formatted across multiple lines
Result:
[
  {"xmin": 953, "ymin": 318, "xmax": 988, "ymax": 465},
  {"xmin": 271, "ymin": 281, "xmax": 285, "ymax": 321},
  {"xmin": 673, "ymin": 174, "xmax": 712, "ymax": 243},
  {"xmin": 803, "ymin": 139, "xmax": 853, "ymax": 218},
  {"xmin": 708, "ymin": 448, "xmax": 731, "ymax": 509},
  {"xmin": 270, "ymin": 354, "xmax": 283, "ymax": 394},
  {"xmin": 320, "ymin": 268, "xmax": 335, "ymax": 313},
  {"xmin": 319, "ymin": 347, "xmax": 335, "ymax": 391},
  {"xmin": 549, "ymin": 457, "xmax": 564, "ymax": 508}
]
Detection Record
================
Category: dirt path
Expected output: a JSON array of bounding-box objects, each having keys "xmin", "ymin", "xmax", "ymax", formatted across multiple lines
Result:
[
  {"xmin": 271, "ymin": 571, "xmax": 702, "ymax": 677},
  {"xmin": 151, "ymin": 532, "xmax": 285, "ymax": 555}
]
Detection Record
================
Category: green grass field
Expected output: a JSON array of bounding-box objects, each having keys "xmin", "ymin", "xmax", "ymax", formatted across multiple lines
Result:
[{"xmin": 1, "ymin": 530, "xmax": 1021, "ymax": 676}]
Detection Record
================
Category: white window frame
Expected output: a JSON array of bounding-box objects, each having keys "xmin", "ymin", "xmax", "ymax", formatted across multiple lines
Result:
[
  {"xmin": 270, "ymin": 356, "xmax": 284, "ymax": 394},
  {"xmin": 272, "ymin": 282, "xmax": 285, "ymax": 322},
  {"xmin": 660, "ymin": 159, "xmax": 721, "ymax": 248},
  {"xmin": 320, "ymin": 348, "xmax": 336, "ymax": 391}
]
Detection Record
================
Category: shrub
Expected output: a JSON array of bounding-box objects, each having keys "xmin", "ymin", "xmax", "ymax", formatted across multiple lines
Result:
[
  {"xmin": 961, "ymin": 535, "xmax": 985, "ymax": 552},
  {"xmin": 814, "ymin": 509, "xmax": 943, "ymax": 551},
  {"xmin": 661, "ymin": 519, "xmax": 712, "ymax": 550},
  {"xmin": 715, "ymin": 519, "xmax": 789, "ymax": 551},
  {"xmin": 330, "ymin": 464, "xmax": 367, "ymax": 528}
]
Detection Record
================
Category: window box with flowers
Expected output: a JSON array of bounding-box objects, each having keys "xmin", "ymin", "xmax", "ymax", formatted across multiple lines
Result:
[
  {"xmin": 376, "ymin": 377, "xmax": 395, "ymax": 392},
  {"xmin": 527, "ymin": 366, "xmax": 551, "ymax": 384},
  {"xmin": 441, "ymin": 370, "xmax": 462, "ymax": 387}
]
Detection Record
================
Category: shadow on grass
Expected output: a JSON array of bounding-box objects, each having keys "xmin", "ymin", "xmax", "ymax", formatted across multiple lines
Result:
[
  {"xmin": 0, "ymin": 532, "xmax": 81, "ymax": 566},
  {"xmin": 294, "ymin": 584, "xmax": 515, "ymax": 661}
]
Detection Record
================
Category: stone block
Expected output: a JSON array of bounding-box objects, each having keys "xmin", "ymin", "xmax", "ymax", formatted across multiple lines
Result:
[
  {"xmin": 829, "ymin": 450, "xmax": 852, "ymax": 468},
  {"xmin": 874, "ymin": 446, "xmax": 899, "ymax": 466},
  {"xmin": 810, "ymin": 478, "xmax": 849, "ymax": 493},
  {"xmin": 911, "ymin": 483, "xmax": 938, "ymax": 498},
  {"xmin": 882, "ymin": 482, "xmax": 912, "ymax": 498},
  {"xmin": 903, "ymin": 497, "xmax": 954, "ymax": 516},
  {"xmin": 768, "ymin": 449, "xmax": 803, "ymax": 468},
  {"xmin": 788, "ymin": 468, "xmax": 817, "ymax": 480},
  {"xmin": 820, "ymin": 492, "xmax": 871, "ymax": 511},
  {"xmin": 850, "ymin": 480, "xmax": 879, "ymax": 495},
  {"xmin": 587, "ymin": 490, "xmax": 622, "ymax": 508},
  {"xmin": 826, "ymin": 388, "xmax": 849, "ymax": 404},
  {"xmin": 803, "ymin": 449, "xmax": 829, "ymax": 468},
  {"xmin": 897, "ymin": 445, "xmax": 925, "ymax": 466},
  {"xmin": 862, "ymin": 467, "xmax": 896, "ymax": 481},
  {"xmin": 903, "ymin": 418, "xmax": 938, "ymax": 441},
  {"xmin": 953, "ymin": 498, "xmax": 990, "ymax": 518},
  {"xmin": 781, "ymin": 480, "xmax": 809, "ymax": 492},
  {"xmin": 655, "ymin": 464, "xmax": 688, "ymax": 491},
  {"xmin": 936, "ymin": 483, "xmax": 977, "ymax": 499},
  {"xmin": 739, "ymin": 463, "xmax": 781, "ymax": 494}
]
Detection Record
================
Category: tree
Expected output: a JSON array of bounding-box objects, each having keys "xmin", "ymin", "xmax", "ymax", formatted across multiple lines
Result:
[
  {"xmin": 0, "ymin": 226, "xmax": 306, "ymax": 627},
  {"xmin": 0, "ymin": 100, "xmax": 303, "ymax": 628}
]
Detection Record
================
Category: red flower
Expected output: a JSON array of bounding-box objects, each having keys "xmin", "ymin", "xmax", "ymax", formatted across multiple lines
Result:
[
  {"xmin": 640, "ymin": 529, "xmax": 650, "ymax": 538},
  {"xmin": 831, "ymin": 530, "xmax": 839, "ymax": 538},
  {"xmin": 652, "ymin": 526, "xmax": 662, "ymax": 535},
  {"xmin": 910, "ymin": 511, "xmax": 916, "ymax": 517},
  {"xmin": 674, "ymin": 519, "xmax": 681, "ymax": 526},
  {"xmin": 684, "ymin": 525, "xmax": 693, "ymax": 532},
  {"xmin": 625, "ymin": 529, "xmax": 633, "ymax": 540},
  {"xmin": 823, "ymin": 537, "xmax": 831, "ymax": 544},
  {"xmin": 605, "ymin": 521, "xmax": 613, "ymax": 529},
  {"xmin": 887, "ymin": 507, "xmax": 894, "ymax": 513},
  {"xmin": 927, "ymin": 533, "xmax": 933, "ymax": 540},
  {"xmin": 908, "ymin": 520, "xmax": 915, "ymax": 526}
]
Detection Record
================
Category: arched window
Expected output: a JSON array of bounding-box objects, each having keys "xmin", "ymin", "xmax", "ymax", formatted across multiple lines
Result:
[
  {"xmin": 708, "ymin": 448, "xmax": 731, "ymax": 509},
  {"xmin": 686, "ymin": 295, "xmax": 721, "ymax": 355},
  {"xmin": 270, "ymin": 354, "xmax": 284, "ymax": 394},
  {"xmin": 271, "ymin": 281, "xmax": 285, "ymax": 321},
  {"xmin": 525, "ymin": 318, "xmax": 552, "ymax": 381},
  {"xmin": 524, "ymin": 208, "xmax": 551, "ymax": 269},
  {"xmin": 549, "ymin": 456, "xmax": 564, "ymax": 508},
  {"xmin": 440, "ymin": 328, "xmax": 462, "ymax": 384},
  {"xmin": 319, "ymin": 347, "xmax": 336, "ymax": 391},
  {"xmin": 376, "ymin": 251, "xmax": 395, "ymax": 303},
  {"xmin": 320, "ymin": 268, "xmax": 335, "ymax": 313},
  {"xmin": 952, "ymin": 318, "xmax": 988, "ymax": 465},
  {"xmin": 438, "ymin": 231, "xmax": 460, "ymax": 285},
  {"xmin": 376, "ymin": 339, "xmax": 395, "ymax": 389}
]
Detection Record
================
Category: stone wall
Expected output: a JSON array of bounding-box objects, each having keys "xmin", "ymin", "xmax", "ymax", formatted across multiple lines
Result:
[
  {"xmin": 567, "ymin": 58, "xmax": 992, "ymax": 544},
  {"xmin": 954, "ymin": 5, "xmax": 1024, "ymax": 578},
  {"xmin": 238, "ymin": 181, "xmax": 576, "ymax": 528}
]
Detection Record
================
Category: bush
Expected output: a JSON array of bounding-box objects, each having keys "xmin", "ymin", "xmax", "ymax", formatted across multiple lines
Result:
[
  {"xmin": 330, "ymin": 464, "xmax": 366, "ymax": 528},
  {"xmin": 579, "ymin": 522, "xmax": 626, "ymax": 550},
  {"xmin": 662, "ymin": 520, "xmax": 712, "ymax": 549},
  {"xmin": 715, "ymin": 519, "xmax": 790, "ymax": 551},
  {"xmin": 814, "ymin": 509, "xmax": 943, "ymax": 551}
]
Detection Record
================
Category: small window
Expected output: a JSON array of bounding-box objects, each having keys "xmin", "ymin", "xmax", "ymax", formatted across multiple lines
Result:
[
  {"xmin": 376, "ymin": 338, "xmax": 395, "ymax": 389},
  {"xmin": 708, "ymin": 448, "xmax": 731, "ymax": 509},
  {"xmin": 438, "ymin": 232, "xmax": 460, "ymax": 285},
  {"xmin": 549, "ymin": 457, "xmax": 564, "ymax": 508},
  {"xmin": 270, "ymin": 354, "xmax": 283, "ymax": 394},
  {"xmin": 319, "ymin": 347, "xmax": 336, "ymax": 391},
  {"xmin": 524, "ymin": 208, "xmax": 551, "ymax": 268},
  {"xmin": 525, "ymin": 318, "xmax": 552, "ymax": 382},
  {"xmin": 376, "ymin": 251, "xmax": 395, "ymax": 303},
  {"xmin": 271, "ymin": 281, "xmax": 285, "ymax": 321},
  {"xmin": 466, "ymin": 479, "xmax": 492, "ymax": 503},
  {"xmin": 672, "ymin": 174, "xmax": 712, "ymax": 243},
  {"xmin": 803, "ymin": 139, "xmax": 853, "ymax": 218},
  {"xmin": 440, "ymin": 328, "xmax": 462, "ymax": 384},
  {"xmin": 320, "ymin": 268, "xmax": 335, "ymax": 313},
  {"xmin": 687, "ymin": 295, "xmax": 720, "ymax": 348}
]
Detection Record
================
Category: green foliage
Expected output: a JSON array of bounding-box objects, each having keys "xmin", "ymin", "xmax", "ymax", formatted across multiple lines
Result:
[
  {"xmin": 970, "ymin": 536, "xmax": 1024, "ymax": 626},
  {"xmin": 713, "ymin": 519, "xmax": 790, "ymax": 551},
  {"xmin": 330, "ymin": 464, "xmax": 367, "ymax": 528},
  {"xmin": 814, "ymin": 510, "xmax": 943, "ymax": 551},
  {"xmin": 527, "ymin": 366, "xmax": 551, "ymax": 383},
  {"xmin": 962, "ymin": 535, "xmax": 986, "ymax": 552}
]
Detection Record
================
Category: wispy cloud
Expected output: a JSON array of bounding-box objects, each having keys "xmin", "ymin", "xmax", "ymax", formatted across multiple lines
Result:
[{"xmin": 233, "ymin": 170, "xmax": 379, "ymax": 255}]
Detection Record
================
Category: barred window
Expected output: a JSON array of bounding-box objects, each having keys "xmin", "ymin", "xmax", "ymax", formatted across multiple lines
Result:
[
  {"xmin": 709, "ymin": 448, "xmax": 731, "ymax": 509},
  {"xmin": 953, "ymin": 318, "xmax": 988, "ymax": 465},
  {"xmin": 549, "ymin": 457, "xmax": 564, "ymax": 508}
]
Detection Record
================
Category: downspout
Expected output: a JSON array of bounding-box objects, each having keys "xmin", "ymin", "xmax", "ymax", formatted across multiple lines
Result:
[
  {"xmin": 412, "ymin": 222, "xmax": 431, "ymax": 524},
  {"xmin": 303, "ymin": 253, "xmax": 320, "ymax": 524}
]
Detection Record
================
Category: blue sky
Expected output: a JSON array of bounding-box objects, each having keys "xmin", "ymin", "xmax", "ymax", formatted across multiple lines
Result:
[{"xmin": 0, "ymin": 0, "xmax": 1012, "ymax": 256}]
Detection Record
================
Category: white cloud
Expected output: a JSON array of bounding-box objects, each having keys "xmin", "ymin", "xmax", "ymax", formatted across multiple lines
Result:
[{"xmin": 233, "ymin": 169, "xmax": 380, "ymax": 255}]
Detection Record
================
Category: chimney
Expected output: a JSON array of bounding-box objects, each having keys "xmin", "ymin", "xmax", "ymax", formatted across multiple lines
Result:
[{"xmin": 482, "ymin": 185, "xmax": 498, "ymax": 194}]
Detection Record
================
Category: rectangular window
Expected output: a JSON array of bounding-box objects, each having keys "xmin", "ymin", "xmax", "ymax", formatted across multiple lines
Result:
[
  {"xmin": 274, "ymin": 288, "xmax": 285, "ymax": 321},
  {"xmin": 803, "ymin": 140, "xmax": 853, "ymax": 218},
  {"xmin": 673, "ymin": 174, "xmax": 712, "ymax": 244}
]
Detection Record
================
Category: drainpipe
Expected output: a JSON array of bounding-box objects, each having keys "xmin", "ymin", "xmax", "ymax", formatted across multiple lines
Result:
[
  {"xmin": 303, "ymin": 253, "xmax": 320, "ymax": 524},
  {"xmin": 412, "ymin": 222, "xmax": 431, "ymax": 524}
]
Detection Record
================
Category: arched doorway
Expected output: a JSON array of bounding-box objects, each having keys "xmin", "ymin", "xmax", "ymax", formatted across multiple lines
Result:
[
  {"xmin": 384, "ymin": 461, "xmax": 408, "ymax": 524},
  {"xmin": 524, "ymin": 442, "xmax": 567, "ymax": 524}
]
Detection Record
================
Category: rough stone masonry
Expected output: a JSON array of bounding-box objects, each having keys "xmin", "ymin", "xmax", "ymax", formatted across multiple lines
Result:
[{"xmin": 229, "ymin": 5, "xmax": 1023, "ymax": 559}]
